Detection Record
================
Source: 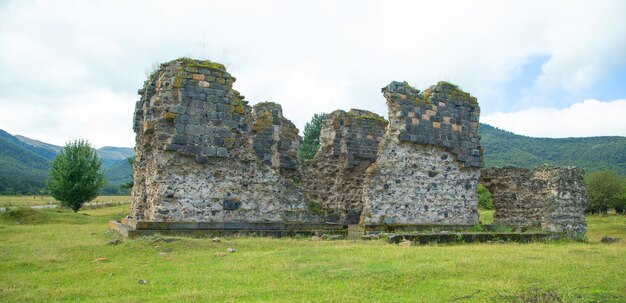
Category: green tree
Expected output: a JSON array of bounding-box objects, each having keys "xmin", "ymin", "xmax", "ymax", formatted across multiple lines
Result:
[
  {"xmin": 298, "ymin": 113, "xmax": 327, "ymax": 163},
  {"xmin": 613, "ymin": 185, "xmax": 626, "ymax": 214},
  {"xmin": 120, "ymin": 157, "xmax": 134, "ymax": 191},
  {"xmin": 585, "ymin": 170, "xmax": 624, "ymax": 214},
  {"xmin": 477, "ymin": 184, "xmax": 494, "ymax": 210},
  {"xmin": 47, "ymin": 139, "xmax": 105, "ymax": 212}
]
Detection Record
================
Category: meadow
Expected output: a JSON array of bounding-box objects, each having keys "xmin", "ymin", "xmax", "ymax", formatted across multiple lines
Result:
[
  {"xmin": 0, "ymin": 205, "xmax": 624, "ymax": 302},
  {"xmin": 0, "ymin": 195, "xmax": 131, "ymax": 208}
]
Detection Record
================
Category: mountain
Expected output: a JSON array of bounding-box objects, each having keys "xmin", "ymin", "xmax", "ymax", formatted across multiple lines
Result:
[
  {"xmin": 97, "ymin": 146, "xmax": 134, "ymax": 167},
  {"xmin": 14, "ymin": 136, "xmax": 133, "ymax": 167},
  {"xmin": 14, "ymin": 135, "xmax": 63, "ymax": 156},
  {"xmin": 0, "ymin": 129, "xmax": 51, "ymax": 194},
  {"xmin": 480, "ymin": 124, "xmax": 626, "ymax": 175},
  {"xmin": 1, "ymin": 125, "xmax": 625, "ymax": 195},
  {"xmin": 103, "ymin": 157, "xmax": 132, "ymax": 187},
  {"xmin": 0, "ymin": 130, "xmax": 134, "ymax": 195}
]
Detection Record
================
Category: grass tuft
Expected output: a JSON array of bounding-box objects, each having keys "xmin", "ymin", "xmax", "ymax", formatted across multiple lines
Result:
[{"xmin": 1, "ymin": 207, "xmax": 48, "ymax": 224}]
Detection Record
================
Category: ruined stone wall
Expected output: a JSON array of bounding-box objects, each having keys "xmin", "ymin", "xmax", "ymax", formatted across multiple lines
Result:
[
  {"xmin": 250, "ymin": 102, "xmax": 301, "ymax": 178},
  {"xmin": 300, "ymin": 109, "xmax": 387, "ymax": 223},
  {"xmin": 481, "ymin": 166, "xmax": 588, "ymax": 237},
  {"xmin": 130, "ymin": 58, "xmax": 321, "ymax": 223},
  {"xmin": 360, "ymin": 81, "xmax": 483, "ymax": 226}
]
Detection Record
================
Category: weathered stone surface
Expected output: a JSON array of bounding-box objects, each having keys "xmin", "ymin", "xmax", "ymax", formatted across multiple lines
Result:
[
  {"xmin": 127, "ymin": 57, "xmax": 587, "ymax": 239},
  {"xmin": 300, "ymin": 109, "xmax": 387, "ymax": 224},
  {"xmin": 130, "ymin": 58, "xmax": 322, "ymax": 223},
  {"xmin": 481, "ymin": 166, "xmax": 588, "ymax": 238},
  {"xmin": 383, "ymin": 81, "xmax": 482, "ymax": 168},
  {"xmin": 250, "ymin": 102, "xmax": 301, "ymax": 178},
  {"xmin": 360, "ymin": 81, "xmax": 482, "ymax": 226}
]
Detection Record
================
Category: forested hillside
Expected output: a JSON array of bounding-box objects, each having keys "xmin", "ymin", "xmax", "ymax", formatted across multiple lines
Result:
[
  {"xmin": 0, "ymin": 130, "xmax": 133, "ymax": 195},
  {"xmin": 0, "ymin": 130, "xmax": 51, "ymax": 194},
  {"xmin": 1, "ymin": 125, "xmax": 624, "ymax": 195},
  {"xmin": 480, "ymin": 124, "xmax": 626, "ymax": 175}
]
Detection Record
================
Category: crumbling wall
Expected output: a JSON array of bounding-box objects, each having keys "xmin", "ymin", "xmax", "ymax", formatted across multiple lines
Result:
[
  {"xmin": 360, "ymin": 81, "xmax": 483, "ymax": 226},
  {"xmin": 300, "ymin": 109, "xmax": 387, "ymax": 223},
  {"xmin": 481, "ymin": 166, "xmax": 588, "ymax": 238},
  {"xmin": 250, "ymin": 102, "xmax": 301, "ymax": 178},
  {"xmin": 130, "ymin": 58, "xmax": 587, "ymax": 236},
  {"xmin": 130, "ymin": 58, "xmax": 321, "ymax": 223}
]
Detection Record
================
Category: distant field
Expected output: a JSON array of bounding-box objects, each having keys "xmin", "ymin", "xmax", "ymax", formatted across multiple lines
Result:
[
  {"xmin": 0, "ymin": 195, "xmax": 131, "ymax": 207},
  {"xmin": 0, "ymin": 207, "xmax": 624, "ymax": 302}
]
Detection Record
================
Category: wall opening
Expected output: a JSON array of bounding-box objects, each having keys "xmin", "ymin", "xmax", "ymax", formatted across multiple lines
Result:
[{"xmin": 477, "ymin": 183, "xmax": 494, "ymax": 224}]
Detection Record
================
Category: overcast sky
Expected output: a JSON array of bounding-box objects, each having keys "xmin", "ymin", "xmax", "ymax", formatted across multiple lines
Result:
[{"xmin": 1, "ymin": 0, "xmax": 626, "ymax": 148}]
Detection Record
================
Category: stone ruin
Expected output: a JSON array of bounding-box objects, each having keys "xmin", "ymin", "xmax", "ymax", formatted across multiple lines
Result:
[
  {"xmin": 112, "ymin": 57, "xmax": 588, "ymax": 240},
  {"xmin": 130, "ymin": 58, "xmax": 320, "ymax": 224},
  {"xmin": 300, "ymin": 109, "xmax": 387, "ymax": 224},
  {"xmin": 250, "ymin": 102, "xmax": 301, "ymax": 179},
  {"xmin": 360, "ymin": 81, "xmax": 482, "ymax": 227},
  {"xmin": 481, "ymin": 166, "xmax": 588, "ymax": 238}
]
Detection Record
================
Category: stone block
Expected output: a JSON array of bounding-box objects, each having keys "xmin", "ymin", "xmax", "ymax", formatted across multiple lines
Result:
[
  {"xmin": 195, "ymin": 155, "xmax": 209, "ymax": 164},
  {"xmin": 216, "ymin": 147, "xmax": 229, "ymax": 157},
  {"xmin": 171, "ymin": 134, "xmax": 187, "ymax": 144},
  {"xmin": 192, "ymin": 74, "xmax": 205, "ymax": 81}
]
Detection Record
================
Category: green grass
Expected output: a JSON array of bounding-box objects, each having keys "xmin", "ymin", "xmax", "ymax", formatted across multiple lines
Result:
[
  {"xmin": 0, "ymin": 207, "xmax": 624, "ymax": 302},
  {"xmin": 479, "ymin": 209, "xmax": 494, "ymax": 224},
  {"xmin": 0, "ymin": 195, "xmax": 131, "ymax": 208}
]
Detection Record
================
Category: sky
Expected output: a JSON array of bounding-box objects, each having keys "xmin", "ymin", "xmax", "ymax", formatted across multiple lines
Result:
[{"xmin": 1, "ymin": 0, "xmax": 626, "ymax": 148}]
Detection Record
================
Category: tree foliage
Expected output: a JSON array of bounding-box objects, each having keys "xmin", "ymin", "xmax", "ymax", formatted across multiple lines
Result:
[
  {"xmin": 480, "ymin": 124, "xmax": 626, "ymax": 176},
  {"xmin": 477, "ymin": 184, "xmax": 494, "ymax": 210},
  {"xmin": 585, "ymin": 170, "xmax": 625, "ymax": 214},
  {"xmin": 298, "ymin": 113, "xmax": 327, "ymax": 163},
  {"xmin": 119, "ymin": 157, "xmax": 134, "ymax": 191},
  {"xmin": 47, "ymin": 139, "xmax": 105, "ymax": 212}
]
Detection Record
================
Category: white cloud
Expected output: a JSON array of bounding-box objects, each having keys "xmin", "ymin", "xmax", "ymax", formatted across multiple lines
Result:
[
  {"xmin": 482, "ymin": 99, "xmax": 626, "ymax": 138},
  {"xmin": 0, "ymin": 90, "xmax": 135, "ymax": 148},
  {"xmin": 1, "ymin": 0, "xmax": 625, "ymax": 147}
]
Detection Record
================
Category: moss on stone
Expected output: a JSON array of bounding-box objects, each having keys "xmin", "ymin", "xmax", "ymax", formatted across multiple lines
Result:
[
  {"xmin": 177, "ymin": 57, "xmax": 226, "ymax": 72},
  {"xmin": 308, "ymin": 201, "xmax": 326, "ymax": 215},
  {"xmin": 224, "ymin": 138, "xmax": 236, "ymax": 148},
  {"xmin": 422, "ymin": 90, "xmax": 432, "ymax": 105},
  {"xmin": 252, "ymin": 112, "xmax": 273, "ymax": 132},
  {"xmin": 357, "ymin": 115, "xmax": 388, "ymax": 124},
  {"xmin": 235, "ymin": 105, "xmax": 245, "ymax": 115},
  {"xmin": 162, "ymin": 112, "xmax": 176, "ymax": 120},
  {"xmin": 437, "ymin": 81, "xmax": 459, "ymax": 89},
  {"xmin": 173, "ymin": 77, "xmax": 183, "ymax": 88},
  {"xmin": 254, "ymin": 101, "xmax": 281, "ymax": 111}
]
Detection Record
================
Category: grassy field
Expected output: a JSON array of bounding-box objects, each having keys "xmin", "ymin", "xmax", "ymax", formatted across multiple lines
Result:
[
  {"xmin": 0, "ymin": 207, "xmax": 624, "ymax": 302},
  {"xmin": 0, "ymin": 195, "xmax": 131, "ymax": 207}
]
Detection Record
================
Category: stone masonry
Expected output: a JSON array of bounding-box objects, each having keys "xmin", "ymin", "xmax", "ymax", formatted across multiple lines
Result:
[
  {"xmin": 300, "ymin": 109, "xmax": 387, "ymax": 224},
  {"xmin": 127, "ymin": 57, "xmax": 587, "ymax": 239},
  {"xmin": 250, "ymin": 102, "xmax": 301, "ymax": 179},
  {"xmin": 360, "ymin": 81, "xmax": 483, "ymax": 226},
  {"xmin": 481, "ymin": 166, "xmax": 588, "ymax": 238},
  {"xmin": 131, "ymin": 58, "xmax": 322, "ymax": 223}
]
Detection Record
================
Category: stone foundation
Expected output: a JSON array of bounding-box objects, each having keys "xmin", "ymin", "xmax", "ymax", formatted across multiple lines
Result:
[{"xmin": 481, "ymin": 166, "xmax": 588, "ymax": 238}]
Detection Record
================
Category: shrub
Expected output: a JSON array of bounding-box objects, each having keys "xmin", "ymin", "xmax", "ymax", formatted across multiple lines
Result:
[
  {"xmin": 47, "ymin": 139, "xmax": 105, "ymax": 212},
  {"xmin": 477, "ymin": 184, "xmax": 494, "ymax": 210},
  {"xmin": 585, "ymin": 170, "xmax": 625, "ymax": 214},
  {"xmin": 298, "ymin": 113, "xmax": 327, "ymax": 163},
  {"xmin": 1, "ymin": 207, "xmax": 47, "ymax": 224}
]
